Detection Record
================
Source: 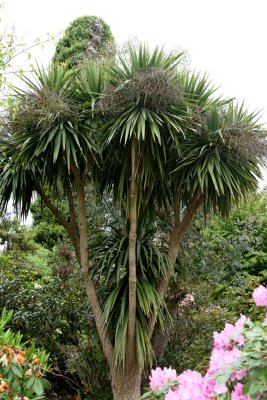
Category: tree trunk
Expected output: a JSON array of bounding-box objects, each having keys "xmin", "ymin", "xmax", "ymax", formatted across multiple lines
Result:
[
  {"xmin": 111, "ymin": 365, "xmax": 142, "ymax": 400},
  {"xmin": 71, "ymin": 162, "xmax": 114, "ymax": 367},
  {"xmin": 127, "ymin": 139, "xmax": 139, "ymax": 360}
]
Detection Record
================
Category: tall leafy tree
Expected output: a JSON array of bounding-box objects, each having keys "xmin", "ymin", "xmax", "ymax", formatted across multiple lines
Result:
[
  {"xmin": 53, "ymin": 16, "xmax": 115, "ymax": 69},
  {"xmin": 0, "ymin": 42, "xmax": 266, "ymax": 400}
]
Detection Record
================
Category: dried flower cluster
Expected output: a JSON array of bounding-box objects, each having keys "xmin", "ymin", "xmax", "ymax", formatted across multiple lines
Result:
[
  {"xmin": 98, "ymin": 67, "xmax": 182, "ymax": 115},
  {"xmin": 11, "ymin": 88, "xmax": 77, "ymax": 134},
  {"xmin": 223, "ymin": 122, "xmax": 267, "ymax": 160}
]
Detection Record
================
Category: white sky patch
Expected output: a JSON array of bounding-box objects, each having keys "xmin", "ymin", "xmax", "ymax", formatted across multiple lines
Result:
[{"xmin": 1, "ymin": 0, "xmax": 267, "ymax": 189}]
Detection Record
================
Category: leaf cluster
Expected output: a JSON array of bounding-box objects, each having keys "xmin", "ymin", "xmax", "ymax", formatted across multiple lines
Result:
[{"xmin": 90, "ymin": 218, "xmax": 172, "ymax": 368}]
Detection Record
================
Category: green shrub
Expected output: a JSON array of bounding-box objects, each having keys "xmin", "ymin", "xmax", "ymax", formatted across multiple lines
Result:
[
  {"xmin": 0, "ymin": 308, "xmax": 50, "ymax": 400},
  {"xmin": 32, "ymin": 222, "xmax": 65, "ymax": 250},
  {"xmin": 0, "ymin": 260, "xmax": 111, "ymax": 399}
]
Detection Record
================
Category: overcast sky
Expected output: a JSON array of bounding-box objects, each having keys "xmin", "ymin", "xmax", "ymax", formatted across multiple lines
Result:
[{"xmin": 2, "ymin": 0, "xmax": 267, "ymax": 187}]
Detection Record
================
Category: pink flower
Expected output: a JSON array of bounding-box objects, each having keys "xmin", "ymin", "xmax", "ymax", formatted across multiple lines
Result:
[
  {"xmin": 165, "ymin": 370, "xmax": 210, "ymax": 400},
  {"xmin": 231, "ymin": 383, "xmax": 249, "ymax": 400},
  {"xmin": 253, "ymin": 285, "xmax": 267, "ymax": 307},
  {"xmin": 213, "ymin": 381, "xmax": 228, "ymax": 395},
  {"xmin": 230, "ymin": 369, "xmax": 247, "ymax": 381},
  {"xmin": 165, "ymin": 389, "xmax": 179, "ymax": 400},
  {"xmin": 207, "ymin": 348, "xmax": 241, "ymax": 376},
  {"xmin": 149, "ymin": 367, "xmax": 177, "ymax": 392},
  {"xmin": 213, "ymin": 315, "xmax": 246, "ymax": 350}
]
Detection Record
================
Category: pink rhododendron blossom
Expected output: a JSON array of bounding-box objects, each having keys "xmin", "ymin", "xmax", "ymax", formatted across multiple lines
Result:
[
  {"xmin": 145, "ymin": 287, "xmax": 267, "ymax": 400},
  {"xmin": 165, "ymin": 370, "xmax": 209, "ymax": 400},
  {"xmin": 204, "ymin": 371, "xmax": 228, "ymax": 396},
  {"xmin": 165, "ymin": 390, "xmax": 179, "ymax": 400},
  {"xmin": 213, "ymin": 381, "xmax": 228, "ymax": 395},
  {"xmin": 231, "ymin": 383, "xmax": 249, "ymax": 400},
  {"xmin": 253, "ymin": 285, "xmax": 267, "ymax": 307},
  {"xmin": 235, "ymin": 314, "xmax": 247, "ymax": 330},
  {"xmin": 230, "ymin": 369, "xmax": 247, "ymax": 381},
  {"xmin": 149, "ymin": 367, "xmax": 177, "ymax": 391},
  {"xmin": 207, "ymin": 348, "xmax": 241, "ymax": 376},
  {"xmin": 213, "ymin": 315, "xmax": 246, "ymax": 350}
]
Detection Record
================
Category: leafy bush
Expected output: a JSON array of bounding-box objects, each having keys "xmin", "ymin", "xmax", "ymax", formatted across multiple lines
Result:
[
  {"xmin": 32, "ymin": 222, "xmax": 65, "ymax": 250},
  {"xmin": 0, "ymin": 248, "xmax": 111, "ymax": 399},
  {"xmin": 0, "ymin": 249, "xmax": 52, "ymax": 287},
  {"xmin": 30, "ymin": 194, "xmax": 67, "ymax": 250},
  {"xmin": 0, "ymin": 214, "xmax": 37, "ymax": 253},
  {"xmin": 0, "ymin": 308, "xmax": 50, "ymax": 400},
  {"xmin": 53, "ymin": 16, "xmax": 115, "ymax": 68}
]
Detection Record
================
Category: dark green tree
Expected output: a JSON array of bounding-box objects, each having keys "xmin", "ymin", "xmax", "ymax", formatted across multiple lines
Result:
[{"xmin": 53, "ymin": 16, "xmax": 115, "ymax": 69}]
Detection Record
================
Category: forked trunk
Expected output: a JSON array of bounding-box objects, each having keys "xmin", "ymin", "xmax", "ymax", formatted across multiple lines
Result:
[{"xmin": 111, "ymin": 365, "xmax": 142, "ymax": 400}]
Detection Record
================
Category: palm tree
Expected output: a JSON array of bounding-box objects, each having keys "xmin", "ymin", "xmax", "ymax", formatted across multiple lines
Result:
[
  {"xmin": 98, "ymin": 44, "xmax": 189, "ymax": 398},
  {"xmin": 0, "ymin": 45, "xmax": 265, "ymax": 400},
  {"xmin": 99, "ymin": 46, "xmax": 266, "ymax": 398}
]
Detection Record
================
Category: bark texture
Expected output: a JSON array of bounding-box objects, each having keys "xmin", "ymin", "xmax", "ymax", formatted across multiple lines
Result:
[
  {"xmin": 127, "ymin": 139, "xmax": 139, "ymax": 361},
  {"xmin": 111, "ymin": 366, "xmax": 142, "ymax": 400}
]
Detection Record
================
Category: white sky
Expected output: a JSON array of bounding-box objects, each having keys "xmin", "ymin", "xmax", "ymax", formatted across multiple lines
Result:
[{"xmin": 2, "ymin": 0, "xmax": 267, "ymax": 186}]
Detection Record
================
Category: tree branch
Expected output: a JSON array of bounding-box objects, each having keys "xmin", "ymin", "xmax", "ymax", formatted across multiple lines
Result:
[
  {"xmin": 7, "ymin": 33, "xmax": 61, "ymax": 65},
  {"xmin": 71, "ymin": 161, "xmax": 114, "ymax": 367},
  {"xmin": 166, "ymin": 190, "xmax": 203, "ymax": 289},
  {"xmin": 34, "ymin": 183, "xmax": 70, "ymax": 234},
  {"xmin": 148, "ymin": 190, "xmax": 203, "ymax": 339},
  {"xmin": 65, "ymin": 175, "xmax": 80, "ymax": 260},
  {"xmin": 65, "ymin": 175, "xmax": 77, "ymax": 229},
  {"xmin": 82, "ymin": 153, "xmax": 93, "ymax": 183}
]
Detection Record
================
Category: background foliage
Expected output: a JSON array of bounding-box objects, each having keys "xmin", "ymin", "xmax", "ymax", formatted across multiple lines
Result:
[{"xmin": 160, "ymin": 190, "xmax": 267, "ymax": 375}]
